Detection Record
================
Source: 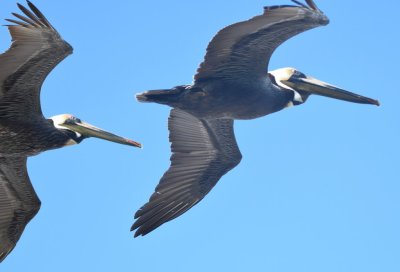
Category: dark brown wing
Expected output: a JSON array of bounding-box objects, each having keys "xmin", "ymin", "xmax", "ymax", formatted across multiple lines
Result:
[
  {"xmin": 131, "ymin": 109, "xmax": 242, "ymax": 237},
  {"xmin": 0, "ymin": 157, "xmax": 40, "ymax": 262},
  {"xmin": 0, "ymin": 1, "xmax": 72, "ymax": 121},
  {"xmin": 194, "ymin": 0, "xmax": 328, "ymax": 82}
]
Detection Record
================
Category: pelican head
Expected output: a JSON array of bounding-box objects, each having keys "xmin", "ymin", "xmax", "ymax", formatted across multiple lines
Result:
[
  {"xmin": 269, "ymin": 67, "xmax": 380, "ymax": 107},
  {"xmin": 50, "ymin": 114, "xmax": 141, "ymax": 148}
]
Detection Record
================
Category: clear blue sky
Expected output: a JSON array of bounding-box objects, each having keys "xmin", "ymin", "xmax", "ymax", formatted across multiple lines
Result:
[{"xmin": 1, "ymin": 0, "xmax": 399, "ymax": 271}]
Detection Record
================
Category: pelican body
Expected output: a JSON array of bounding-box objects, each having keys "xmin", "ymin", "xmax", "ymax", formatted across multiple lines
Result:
[
  {"xmin": 132, "ymin": 0, "xmax": 379, "ymax": 237},
  {"xmin": 0, "ymin": 2, "xmax": 141, "ymax": 262}
]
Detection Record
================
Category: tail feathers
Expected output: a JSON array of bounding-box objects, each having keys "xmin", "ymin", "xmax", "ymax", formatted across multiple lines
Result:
[{"xmin": 136, "ymin": 87, "xmax": 185, "ymax": 104}]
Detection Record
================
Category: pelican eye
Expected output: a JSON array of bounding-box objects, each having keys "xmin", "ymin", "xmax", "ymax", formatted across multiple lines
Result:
[
  {"xmin": 293, "ymin": 70, "xmax": 306, "ymax": 78},
  {"xmin": 64, "ymin": 116, "xmax": 81, "ymax": 125}
]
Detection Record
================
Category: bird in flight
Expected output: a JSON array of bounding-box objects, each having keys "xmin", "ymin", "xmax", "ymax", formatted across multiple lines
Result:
[
  {"xmin": 132, "ymin": 0, "xmax": 379, "ymax": 237},
  {"xmin": 0, "ymin": 1, "xmax": 141, "ymax": 262}
]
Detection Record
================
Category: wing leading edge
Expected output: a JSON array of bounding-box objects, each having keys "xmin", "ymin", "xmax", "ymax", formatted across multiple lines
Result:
[{"xmin": 194, "ymin": 0, "xmax": 328, "ymax": 82}]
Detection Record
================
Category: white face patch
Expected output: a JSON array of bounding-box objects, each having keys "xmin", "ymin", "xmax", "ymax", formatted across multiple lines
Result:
[
  {"xmin": 285, "ymin": 101, "xmax": 294, "ymax": 108},
  {"xmin": 64, "ymin": 138, "xmax": 79, "ymax": 146},
  {"xmin": 269, "ymin": 67, "xmax": 306, "ymax": 106},
  {"xmin": 49, "ymin": 114, "xmax": 82, "ymax": 145},
  {"xmin": 50, "ymin": 114, "xmax": 73, "ymax": 129},
  {"xmin": 293, "ymin": 90, "xmax": 303, "ymax": 104},
  {"xmin": 275, "ymin": 83, "xmax": 304, "ymax": 107}
]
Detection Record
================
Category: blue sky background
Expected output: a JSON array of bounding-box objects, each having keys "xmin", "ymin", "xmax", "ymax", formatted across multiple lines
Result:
[{"xmin": 1, "ymin": 0, "xmax": 399, "ymax": 271}]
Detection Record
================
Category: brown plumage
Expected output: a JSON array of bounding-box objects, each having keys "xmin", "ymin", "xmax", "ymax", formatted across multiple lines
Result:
[
  {"xmin": 0, "ymin": 1, "xmax": 140, "ymax": 262},
  {"xmin": 132, "ymin": 0, "xmax": 378, "ymax": 237}
]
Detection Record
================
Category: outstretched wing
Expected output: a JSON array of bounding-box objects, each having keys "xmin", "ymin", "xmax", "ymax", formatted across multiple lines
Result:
[
  {"xmin": 0, "ymin": 157, "xmax": 40, "ymax": 262},
  {"xmin": 0, "ymin": 1, "xmax": 72, "ymax": 121},
  {"xmin": 132, "ymin": 109, "xmax": 242, "ymax": 237},
  {"xmin": 194, "ymin": 0, "xmax": 328, "ymax": 82}
]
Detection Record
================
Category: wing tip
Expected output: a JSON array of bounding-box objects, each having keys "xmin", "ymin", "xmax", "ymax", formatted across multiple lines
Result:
[
  {"xmin": 131, "ymin": 218, "xmax": 151, "ymax": 237},
  {"xmin": 131, "ymin": 226, "xmax": 149, "ymax": 238},
  {"xmin": 263, "ymin": 0, "xmax": 313, "ymax": 11},
  {"xmin": 290, "ymin": 0, "xmax": 320, "ymax": 11},
  {"xmin": 130, "ymin": 220, "xmax": 153, "ymax": 238},
  {"xmin": 263, "ymin": 1, "xmax": 329, "ymax": 26},
  {"xmin": 7, "ymin": 1, "xmax": 55, "ymax": 30}
]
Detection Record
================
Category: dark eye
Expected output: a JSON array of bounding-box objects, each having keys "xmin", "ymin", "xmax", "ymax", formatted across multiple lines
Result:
[
  {"xmin": 294, "ymin": 70, "xmax": 306, "ymax": 78},
  {"xmin": 71, "ymin": 117, "xmax": 81, "ymax": 123},
  {"xmin": 64, "ymin": 116, "xmax": 81, "ymax": 124}
]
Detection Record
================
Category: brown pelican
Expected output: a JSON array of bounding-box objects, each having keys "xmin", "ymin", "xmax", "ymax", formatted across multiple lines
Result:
[
  {"xmin": 132, "ymin": 0, "xmax": 379, "ymax": 237},
  {"xmin": 0, "ymin": 1, "xmax": 141, "ymax": 262}
]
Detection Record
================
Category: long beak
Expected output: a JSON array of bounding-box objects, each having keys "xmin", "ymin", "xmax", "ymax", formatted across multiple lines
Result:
[
  {"xmin": 282, "ymin": 76, "xmax": 380, "ymax": 106},
  {"xmin": 63, "ymin": 120, "xmax": 142, "ymax": 148}
]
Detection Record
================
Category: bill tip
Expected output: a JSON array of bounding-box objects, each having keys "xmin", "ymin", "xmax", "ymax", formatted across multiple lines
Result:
[{"xmin": 129, "ymin": 139, "xmax": 142, "ymax": 148}]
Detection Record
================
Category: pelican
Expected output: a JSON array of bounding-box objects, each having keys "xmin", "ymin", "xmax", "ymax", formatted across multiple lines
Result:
[
  {"xmin": 0, "ymin": 1, "xmax": 141, "ymax": 262},
  {"xmin": 132, "ymin": 0, "xmax": 379, "ymax": 237}
]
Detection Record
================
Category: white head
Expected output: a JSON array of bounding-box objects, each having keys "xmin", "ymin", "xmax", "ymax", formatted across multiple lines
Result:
[
  {"xmin": 49, "ymin": 114, "xmax": 83, "ymax": 145},
  {"xmin": 269, "ymin": 67, "xmax": 305, "ymax": 107}
]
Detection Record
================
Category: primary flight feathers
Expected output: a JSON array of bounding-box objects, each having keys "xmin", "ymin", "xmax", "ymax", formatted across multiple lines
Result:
[
  {"xmin": 132, "ymin": 0, "xmax": 378, "ymax": 237},
  {"xmin": 0, "ymin": 1, "xmax": 140, "ymax": 262},
  {"xmin": 0, "ymin": 0, "xmax": 379, "ymax": 262}
]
